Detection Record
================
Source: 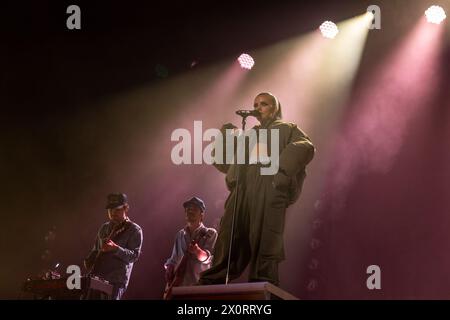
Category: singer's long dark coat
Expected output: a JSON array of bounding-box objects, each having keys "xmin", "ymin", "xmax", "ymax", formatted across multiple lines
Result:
[{"xmin": 200, "ymin": 119, "xmax": 315, "ymax": 285}]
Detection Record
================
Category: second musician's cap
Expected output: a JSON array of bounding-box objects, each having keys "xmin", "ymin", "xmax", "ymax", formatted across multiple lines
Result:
[
  {"xmin": 106, "ymin": 193, "xmax": 128, "ymax": 209},
  {"xmin": 183, "ymin": 196, "xmax": 206, "ymax": 212}
]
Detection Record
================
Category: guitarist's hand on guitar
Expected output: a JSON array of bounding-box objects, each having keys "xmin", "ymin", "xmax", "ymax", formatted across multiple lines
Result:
[
  {"xmin": 188, "ymin": 243, "xmax": 208, "ymax": 262},
  {"xmin": 101, "ymin": 239, "xmax": 119, "ymax": 252}
]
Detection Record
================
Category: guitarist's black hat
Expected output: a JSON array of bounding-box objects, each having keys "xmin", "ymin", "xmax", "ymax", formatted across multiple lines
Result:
[
  {"xmin": 106, "ymin": 193, "xmax": 128, "ymax": 209},
  {"xmin": 183, "ymin": 196, "xmax": 206, "ymax": 212}
]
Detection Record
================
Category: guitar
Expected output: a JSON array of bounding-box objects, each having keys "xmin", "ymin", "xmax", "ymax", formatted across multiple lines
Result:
[
  {"xmin": 163, "ymin": 230, "xmax": 209, "ymax": 300},
  {"xmin": 163, "ymin": 240, "xmax": 195, "ymax": 300},
  {"xmin": 85, "ymin": 219, "xmax": 131, "ymax": 276}
]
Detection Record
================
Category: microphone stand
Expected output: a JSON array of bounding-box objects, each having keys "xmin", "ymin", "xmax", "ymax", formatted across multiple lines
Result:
[{"xmin": 225, "ymin": 114, "xmax": 249, "ymax": 285}]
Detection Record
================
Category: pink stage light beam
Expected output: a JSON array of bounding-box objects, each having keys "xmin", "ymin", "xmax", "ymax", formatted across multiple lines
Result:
[{"xmin": 324, "ymin": 18, "xmax": 446, "ymax": 212}]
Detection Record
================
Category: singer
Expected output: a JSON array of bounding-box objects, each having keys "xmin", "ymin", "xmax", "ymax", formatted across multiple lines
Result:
[{"xmin": 199, "ymin": 92, "xmax": 315, "ymax": 287}]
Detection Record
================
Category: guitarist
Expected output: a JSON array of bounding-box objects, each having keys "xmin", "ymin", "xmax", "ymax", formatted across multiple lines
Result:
[
  {"xmin": 84, "ymin": 193, "xmax": 143, "ymax": 299},
  {"xmin": 164, "ymin": 197, "xmax": 217, "ymax": 289}
]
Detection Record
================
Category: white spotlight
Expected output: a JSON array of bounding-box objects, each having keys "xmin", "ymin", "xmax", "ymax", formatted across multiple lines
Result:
[
  {"xmin": 319, "ymin": 21, "xmax": 339, "ymax": 39},
  {"xmin": 237, "ymin": 53, "xmax": 255, "ymax": 70},
  {"xmin": 425, "ymin": 5, "xmax": 446, "ymax": 24}
]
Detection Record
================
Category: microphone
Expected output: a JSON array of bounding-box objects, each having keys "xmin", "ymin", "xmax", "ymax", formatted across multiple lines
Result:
[{"xmin": 235, "ymin": 109, "xmax": 259, "ymax": 117}]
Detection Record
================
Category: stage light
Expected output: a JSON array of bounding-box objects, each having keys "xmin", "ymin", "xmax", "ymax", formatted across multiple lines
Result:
[
  {"xmin": 425, "ymin": 5, "xmax": 446, "ymax": 24},
  {"xmin": 319, "ymin": 21, "xmax": 339, "ymax": 39},
  {"xmin": 237, "ymin": 53, "xmax": 255, "ymax": 70}
]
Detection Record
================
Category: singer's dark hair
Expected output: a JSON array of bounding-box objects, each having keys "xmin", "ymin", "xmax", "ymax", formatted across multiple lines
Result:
[{"xmin": 256, "ymin": 92, "xmax": 282, "ymax": 119}]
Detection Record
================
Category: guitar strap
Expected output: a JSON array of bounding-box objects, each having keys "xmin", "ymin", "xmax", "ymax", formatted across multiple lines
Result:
[
  {"xmin": 109, "ymin": 218, "xmax": 132, "ymax": 242},
  {"xmin": 192, "ymin": 228, "xmax": 207, "ymax": 246},
  {"xmin": 87, "ymin": 219, "xmax": 133, "ymax": 276}
]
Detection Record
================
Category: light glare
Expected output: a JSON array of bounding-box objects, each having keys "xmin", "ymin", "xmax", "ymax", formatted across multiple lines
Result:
[
  {"xmin": 319, "ymin": 21, "xmax": 339, "ymax": 39},
  {"xmin": 425, "ymin": 5, "xmax": 446, "ymax": 24},
  {"xmin": 237, "ymin": 53, "xmax": 255, "ymax": 70}
]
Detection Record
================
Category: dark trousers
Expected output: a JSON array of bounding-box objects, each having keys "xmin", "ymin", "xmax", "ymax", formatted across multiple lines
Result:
[
  {"xmin": 200, "ymin": 165, "xmax": 288, "ymax": 286},
  {"xmin": 84, "ymin": 283, "xmax": 126, "ymax": 300}
]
